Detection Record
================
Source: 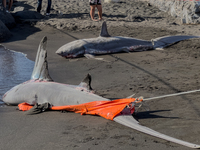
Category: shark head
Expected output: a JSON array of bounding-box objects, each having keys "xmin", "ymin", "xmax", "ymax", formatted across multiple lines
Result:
[
  {"xmin": 3, "ymin": 84, "xmax": 23, "ymax": 105},
  {"xmin": 2, "ymin": 81, "xmax": 38, "ymax": 105},
  {"xmin": 56, "ymin": 40, "xmax": 86, "ymax": 58}
]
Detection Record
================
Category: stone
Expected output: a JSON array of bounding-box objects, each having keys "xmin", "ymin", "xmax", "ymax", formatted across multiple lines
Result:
[
  {"xmin": 0, "ymin": 20, "xmax": 12, "ymax": 42},
  {"xmin": 13, "ymin": 10, "xmax": 44, "ymax": 20},
  {"xmin": 148, "ymin": 0, "xmax": 200, "ymax": 24},
  {"xmin": 0, "ymin": 6, "xmax": 16, "ymax": 29}
]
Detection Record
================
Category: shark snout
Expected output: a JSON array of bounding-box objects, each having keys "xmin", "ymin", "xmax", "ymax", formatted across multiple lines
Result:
[{"xmin": 2, "ymin": 92, "xmax": 11, "ymax": 105}]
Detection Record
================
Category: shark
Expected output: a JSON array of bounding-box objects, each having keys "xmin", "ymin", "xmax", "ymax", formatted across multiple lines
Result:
[
  {"xmin": 56, "ymin": 21, "xmax": 200, "ymax": 59},
  {"xmin": 2, "ymin": 37, "xmax": 200, "ymax": 149}
]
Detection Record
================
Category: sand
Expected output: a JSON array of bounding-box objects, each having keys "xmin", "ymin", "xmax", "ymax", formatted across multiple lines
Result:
[{"xmin": 1, "ymin": 0, "xmax": 200, "ymax": 149}]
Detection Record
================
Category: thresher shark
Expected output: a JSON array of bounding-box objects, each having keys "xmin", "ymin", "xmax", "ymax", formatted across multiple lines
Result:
[
  {"xmin": 2, "ymin": 37, "xmax": 200, "ymax": 149},
  {"xmin": 56, "ymin": 21, "xmax": 200, "ymax": 60}
]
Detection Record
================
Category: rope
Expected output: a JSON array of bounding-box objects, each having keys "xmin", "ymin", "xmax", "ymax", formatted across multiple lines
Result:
[{"xmin": 143, "ymin": 89, "xmax": 200, "ymax": 101}]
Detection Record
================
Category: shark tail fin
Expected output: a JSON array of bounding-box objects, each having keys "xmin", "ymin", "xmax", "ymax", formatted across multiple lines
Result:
[
  {"xmin": 99, "ymin": 21, "xmax": 111, "ymax": 37},
  {"xmin": 31, "ymin": 36, "xmax": 53, "ymax": 81},
  {"xmin": 152, "ymin": 35, "xmax": 200, "ymax": 49},
  {"xmin": 79, "ymin": 74, "xmax": 93, "ymax": 91},
  {"xmin": 114, "ymin": 115, "xmax": 200, "ymax": 149}
]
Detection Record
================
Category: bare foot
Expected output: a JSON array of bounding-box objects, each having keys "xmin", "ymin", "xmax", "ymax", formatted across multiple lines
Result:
[
  {"xmin": 92, "ymin": 18, "xmax": 98, "ymax": 21},
  {"xmin": 99, "ymin": 18, "xmax": 103, "ymax": 21}
]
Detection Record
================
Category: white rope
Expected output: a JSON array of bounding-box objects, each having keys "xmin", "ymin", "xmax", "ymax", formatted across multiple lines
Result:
[{"xmin": 143, "ymin": 89, "xmax": 200, "ymax": 101}]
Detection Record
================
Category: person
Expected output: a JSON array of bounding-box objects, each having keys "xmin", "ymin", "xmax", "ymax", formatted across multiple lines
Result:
[
  {"xmin": 37, "ymin": 0, "xmax": 52, "ymax": 16},
  {"xmin": 89, "ymin": 0, "xmax": 103, "ymax": 21},
  {"xmin": 2, "ymin": 0, "xmax": 13, "ymax": 13}
]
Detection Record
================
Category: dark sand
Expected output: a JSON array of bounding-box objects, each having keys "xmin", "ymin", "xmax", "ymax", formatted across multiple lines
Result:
[{"xmin": 1, "ymin": 0, "xmax": 200, "ymax": 149}]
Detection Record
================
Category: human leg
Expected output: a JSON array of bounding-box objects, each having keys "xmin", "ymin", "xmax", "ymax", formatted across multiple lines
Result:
[
  {"xmin": 8, "ymin": 0, "xmax": 13, "ymax": 11},
  {"xmin": 37, "ymin": 0, "xmax": 42, "ymax": 13},
  {"xmin": 2, "ymin": 0, "xmax": 6, "ymax": 9},
  {"xmin": 46, "ymin": 0, "xmax": 52, "ymax": 13},
  {"xmin": 97, "ymin": 5, "xmax": 102, "ymax": 20},
  {"xmin": 90, "ymin": 5, "xmax": 98, "ymax": 21}
]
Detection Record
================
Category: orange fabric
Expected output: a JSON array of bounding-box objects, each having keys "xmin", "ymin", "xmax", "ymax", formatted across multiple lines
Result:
[
  {"xmin": 18, "ymin": 102, "xmax": 33, "ymax": 111},
  {"xmin": 51, "ymin": 98, "xmax": 136, "ymax": 120},
  {"xmin": 18, "ymin": 98, "xmax": 137, "ymax": 120}
]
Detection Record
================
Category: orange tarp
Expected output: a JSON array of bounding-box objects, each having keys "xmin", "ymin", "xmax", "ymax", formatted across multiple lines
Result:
[
  {"xmin": 18, "ymin": 102, "xmax": 34, "ymax": 111},
  {"xmin": 18, "ymin": 98, "xmax": 136, "ymax": 120}
]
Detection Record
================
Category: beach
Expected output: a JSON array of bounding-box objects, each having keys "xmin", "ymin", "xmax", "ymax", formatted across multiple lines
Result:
[{"xmin": 1, "ymin": 0, "xmax": 200, "ymax": 149}]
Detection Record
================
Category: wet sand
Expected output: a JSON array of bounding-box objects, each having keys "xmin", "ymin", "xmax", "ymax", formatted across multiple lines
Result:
[{"xmin": 1, "ymin": 0, "xmax": 200, "ymax": 149}]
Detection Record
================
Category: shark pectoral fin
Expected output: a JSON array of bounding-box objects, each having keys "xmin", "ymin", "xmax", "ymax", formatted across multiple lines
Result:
[
  {"xmin": 25, "ymin": 103, "xmax": 51, "ymax": 115},
  {"xmin": 84, "ymin": 54, "xmax": 104, "ymax": 61},
  {"xmin": 79, "ymin": 74, "xmax": 93, "ymax": 91},
  {"xmin": 84, "ymin": 54, "xmax": 95, "ymax": 59},
  {"xmin": 99, "ymin": 21, "xmax": 111, "ymax": 37},
  {"xmin": 114, "ymin": 115, "xmax": 200, "ymax": 149},
  {"xmin": 152, "ymin": 35, "xmax": 200, "ymax": 49},
  {"xmin": 31, "ymin": 36, "xmax": 53, "ymax": 81},
  {"xmin": 155, "ymin": 48, "xmax": 164, "ymax": 51},
  {"xmin": 122, "ymin": 47, "xmax": 130, "ymax": 53},
  {"xmin": 126, "ymin": 93, "xmax": 136, "ymax": 98}
]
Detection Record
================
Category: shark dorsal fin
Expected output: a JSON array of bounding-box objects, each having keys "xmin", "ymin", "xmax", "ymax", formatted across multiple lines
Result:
[
  {"xmin": 99, "ymin": 21, "xmax": 111, "ymax": 37},
  {"xmin": 79, "ymin": 74, "xmax": 93, "ymax": 90},
  {"xmin": 31, "ymin": 36, "xmax": 53, "ymax": 81}
]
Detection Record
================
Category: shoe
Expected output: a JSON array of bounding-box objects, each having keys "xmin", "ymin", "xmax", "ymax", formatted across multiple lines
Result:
[
  {"xmin": 46, "ymin": 13, "xmax": 50, "ymax": 16},
  {"xmin": 6, "ymin": 10, "xmax": 10, "ymax": 13}
]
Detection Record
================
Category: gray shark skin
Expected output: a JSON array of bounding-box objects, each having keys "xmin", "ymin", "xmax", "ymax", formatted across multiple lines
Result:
[
  {"xmin": 2, "ymin": 37, "xmax": 200, "ymax": 148},
  {"xmin": 56, "ymin": 21, "xmax": 200, "ymax": 58}
]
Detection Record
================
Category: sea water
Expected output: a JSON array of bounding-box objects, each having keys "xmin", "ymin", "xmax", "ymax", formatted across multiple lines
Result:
[{"xmin": 0, "ymin": 46, "xmax": 34, "ymax": 105}]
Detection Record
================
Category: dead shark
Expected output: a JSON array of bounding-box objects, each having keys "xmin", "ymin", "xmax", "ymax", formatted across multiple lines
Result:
[
  {"xmin": 3, "ymin": 37, "xmax": 200, "ymax": 149},
  {"xmin": 56, "ymin": 21, "xmax": 200, "ymax": 59}
]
